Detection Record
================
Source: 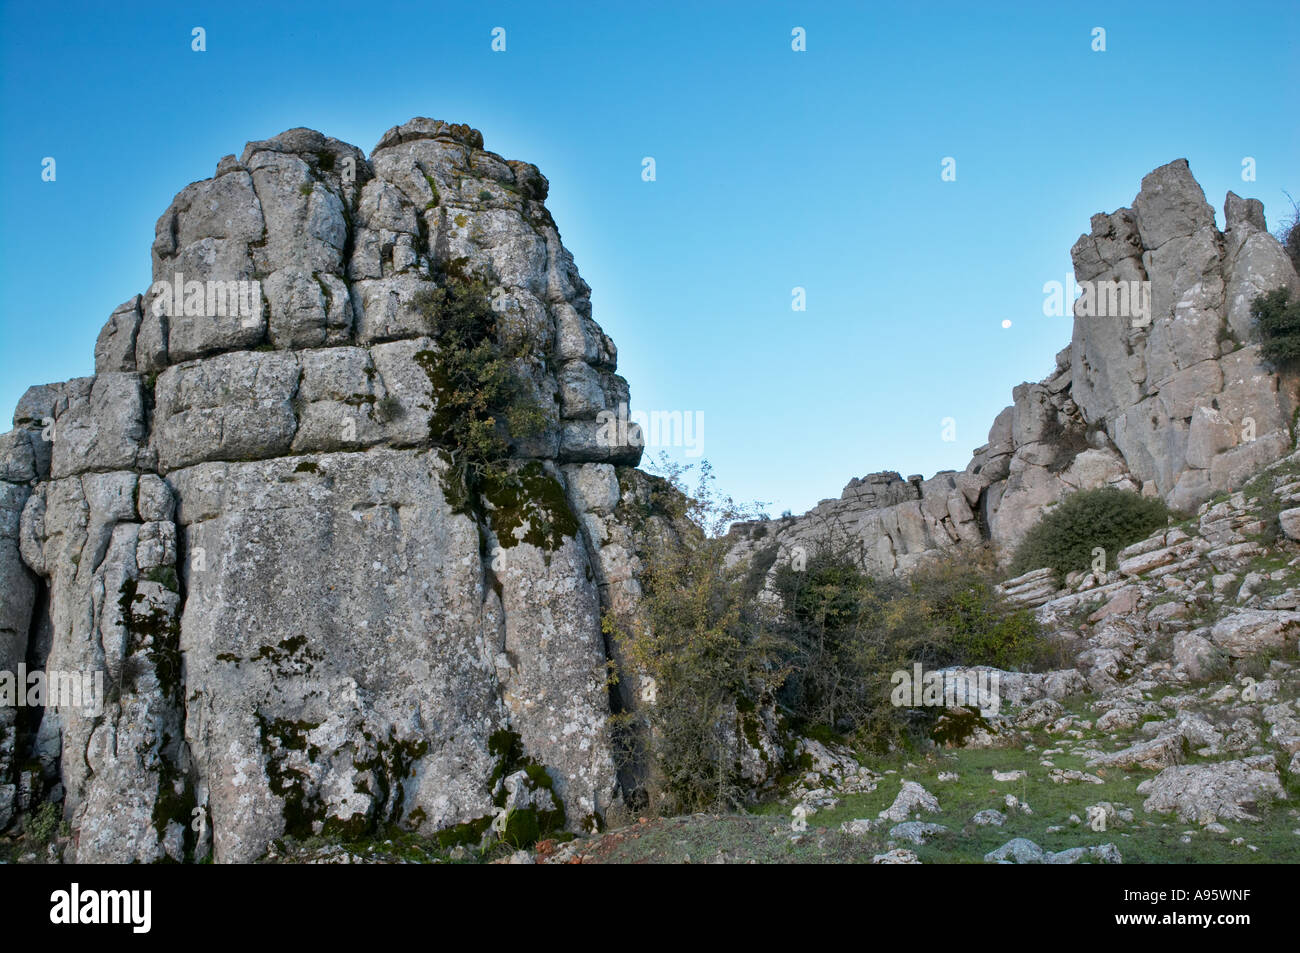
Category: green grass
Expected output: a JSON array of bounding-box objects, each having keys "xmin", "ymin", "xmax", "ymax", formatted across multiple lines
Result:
[
  {"xmin": 543, "ymin": 813, "xmax": 892, "ymax": 864},
  {"xmin": 744, "ymin": 741, "xmax": 1300, "ymax": 863},
  {"xmin": 260, "ymin": 825, "xmax": 551, "ymax": 865}
]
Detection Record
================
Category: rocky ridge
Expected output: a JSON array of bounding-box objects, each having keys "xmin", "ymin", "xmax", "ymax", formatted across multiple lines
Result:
[
  {"xmin": 729, "ymin": 160, "xmax": 1300, "ymax": 576},
  {"xmin": 791, "ymin": 456, "xmax": 1300, "ymax": 861}
]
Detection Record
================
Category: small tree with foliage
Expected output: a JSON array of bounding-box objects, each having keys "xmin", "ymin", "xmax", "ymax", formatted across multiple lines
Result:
[
  {"xmin": 1252, "ymin": 287, "xmax": 1300, "ymax": 371},
  {"xmin": 608, "ymin": 456, "xmax": 788, "ymax": 814},
  {"xmin": 1009, "ymin": 486, "xmax": 1169, "ymax": 577},
  {"xmin": 774, "ymin": 543, "xmax": 1045, "ymax": 752},
  {"xmin": 412, "ymin": 267, "xmax": 549, "ymax": 511}
]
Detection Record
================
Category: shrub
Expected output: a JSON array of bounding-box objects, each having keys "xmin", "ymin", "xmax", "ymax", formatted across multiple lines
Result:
[
  {"xmin": 28, "ymin": 802, "xmax": 61, "ymax": 844},
  {"xmin": 412, "ymin": 269, "xmax": 548, "ymax": 510},
  {"xmin": 1253, "ymin": 287, "xmax": 1300, "ymax": 371},
  {"xmin": 1008, "ymin": 486, "xmax": 1169, "ymax": 577},
  {"xmin": 908, "ymin": 555, "xmax": 1044, "ymax": 670},
  {"xmin": 771, "ymin": 541, "xmax": 878, "ymax": 734},
  {"xmin": 773, "ymin": 543, "xmax": 1046, "ymax": 752},
  {"xmin": 618, "ymin": 466, "xmax": 1055, "ymax": 793},
  {"xmin": 608, "ymin": 459, "xmax": 787, "ymax": 814}
]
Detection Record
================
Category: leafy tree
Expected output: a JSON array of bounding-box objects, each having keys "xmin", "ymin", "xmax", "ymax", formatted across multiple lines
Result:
[
  {"xmin": 616, "ymin": 464, "xmax": 1057, "ymax": 792},
  {"xmin": 774, "ymin": 543, "xmax": 1044, "ymax": 752},
  {"xmin": 608, "ymin": 457, "xmax": 786, "ymax": 814}
]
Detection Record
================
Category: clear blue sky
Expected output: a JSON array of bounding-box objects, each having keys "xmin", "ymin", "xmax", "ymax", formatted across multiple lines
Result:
[{"xmin": 2, "ymin": 0, "xmax": 1296, "ymax": 516}]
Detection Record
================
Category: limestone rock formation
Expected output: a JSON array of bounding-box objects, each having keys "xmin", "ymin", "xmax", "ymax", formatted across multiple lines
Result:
[
  {"xmin": 0, "ymin": 119, "xmax": 667, "ymax": 861},
  {"xmin": 4, "ymin": 137, "xmax": 1299, "ymax": 865},
  {"xmin": 730, "ymin": 160, "xmax": 1300, "ymax": 575}
]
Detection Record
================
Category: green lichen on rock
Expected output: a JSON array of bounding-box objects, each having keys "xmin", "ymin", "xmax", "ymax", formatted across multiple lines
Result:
[
  {"xmin": 480, "ymin": 728, "xmax": 566, "ymax": 848},
  {"xmin": 142, "ymin": 566, "xmax": 180, "ymax": 592},
  {"xmin": 87, "ymin": 639, "xmax": 199, "ymax": 862},
  {"xmin": 482, "ymin": 461, "xmax": 579, "ymax": 551},
  {"xmin": 252, "ymin": 635, "xmax": 306, "ymax": 662},
  {"xmin": 422, "ymin": 172, "xmax": 440, "ymax": 208},
  {"xmin": 152, "ymin": 734, "xmax": 198, "ymax": 862},
  {"xmin": 433, "ymin": 815, "xmax": 493, "ymax": 849},
  {"xmin": 351, "ymin": 727, "xmax": 430, "ymax": 830}
]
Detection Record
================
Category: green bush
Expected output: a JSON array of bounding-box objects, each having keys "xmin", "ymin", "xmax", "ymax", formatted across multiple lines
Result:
[
  {"xmin": 771, "ymin": 543, "xmax": 878, "ymax": 733},
  {"xmin": 28, "ymin": 802, "xmax": 61, "ymax": 844},
  {"xmin": 617, "ymin": 466, "xmax": 1056, "ymax": 796},
  {"xmin": 608, "ymin": 459, "xmax": 787, "ymax": 815},
  {"xmin": 1008, "ymin": 486, "xmax": 1169, "ymax": 577},
  {"xmin": 1253, "ymin": 287, "xmax": 1300, "ymax": 371},
  {"xmin": 773, "ymin": 544, "xmax": 1046, "ymax": 752},
  {"xmin": 412, "ymin": 268, "xmax": 548, "ymax": 510}
]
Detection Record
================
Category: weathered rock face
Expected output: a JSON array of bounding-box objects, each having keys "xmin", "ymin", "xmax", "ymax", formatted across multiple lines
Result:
[
  {"xmin": 1072, "ymin": 162, "xmax": 1300, "ymax": 513},
  {"xmin": 0, "ymin": 119, "xmax": 660, "ymax": 860},
  {"xmin": 730, "ymin": 161, "xmax": 1299, "ymax": 575}
]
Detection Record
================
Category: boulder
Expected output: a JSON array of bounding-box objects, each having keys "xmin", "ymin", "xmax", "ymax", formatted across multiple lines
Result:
[
  {"xmin": 1210, "ymin": 610, "xmax": 1300, "ymax": 657},
  {"xmin": 1138, "ymin": 756, "xmax": 1285, "ymax": 823}
]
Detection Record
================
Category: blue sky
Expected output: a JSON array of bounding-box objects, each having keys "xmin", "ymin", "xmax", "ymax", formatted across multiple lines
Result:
[{"xmin": 2, "ymin": 0, "xmax": 1296, "ymax": 516}]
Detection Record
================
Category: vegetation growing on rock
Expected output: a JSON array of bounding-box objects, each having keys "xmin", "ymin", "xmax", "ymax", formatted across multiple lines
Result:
[
  {"xmin": 1008, "ymin": 487, "xmax": 1170, "ymax": 577},
  {"xmin": 607, "ymin": 460, "xmax": 787, "ymax": 814},
  {"xmin": 774, "ymin": 543, "xmax": 1045, "ymax": 751},
  {"xmin": 412, "ymin": 264, "xmax": 551, "ymax": 517},
  {"xmin": 609, "ymin": 460, "xmax": 1052, "ymax": 814},
  {"xmin": 1253, "ymin": 287, "xmax": 1300, "ymax": 371}
]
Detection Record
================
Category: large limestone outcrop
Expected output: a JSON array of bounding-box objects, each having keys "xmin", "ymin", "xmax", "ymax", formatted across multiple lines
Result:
[
  {"xmin": 0, "ymin": 119, "xmax": 667, "ymax": 861},
  {"xmin": 731, "ymin": 161, "xmax": 1299, "ymax": 576}
]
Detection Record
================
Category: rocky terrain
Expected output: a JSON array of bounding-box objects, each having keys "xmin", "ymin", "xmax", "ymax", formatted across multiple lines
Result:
[
  {"xmin": 1, "ymin": 122, "xmax": 1298, "ymax": 864},
  {"xmin": 534, "ymin": 458, "xmax": 1300, "ymax": 864}
]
